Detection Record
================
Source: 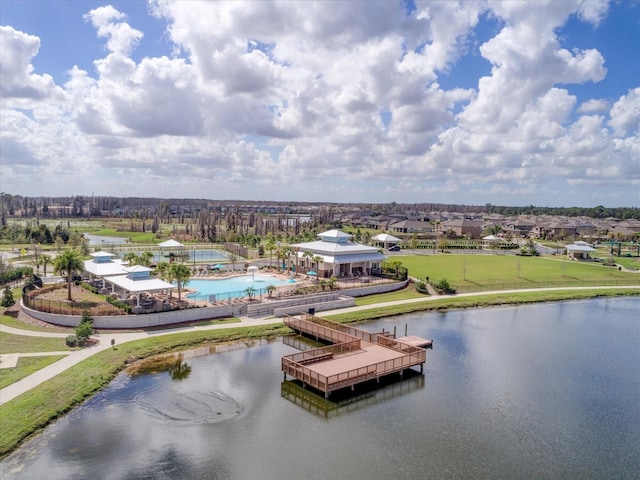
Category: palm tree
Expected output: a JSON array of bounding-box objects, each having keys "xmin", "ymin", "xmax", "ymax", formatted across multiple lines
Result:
[
  {"xmin": 245, "ymin": 286, "xmax": 257, "ymax": 300},
  {"xmin": 123, "ymin": 252, "xmax": 140, "ymax": 265},
  {"xmin": 154, "ymin": 261, "xmax": 170, "ymax": 279},
  {"xmin": 40, "ymin": 254, "xmax": 52, "ymax": 277},
  {"xmin": 312, "ymin": 255, "xmax": 323, "ymax": 273},
  {"xmin": 302, "ymin": 250, "xmax": 314, "ymax": 270},
  {"xmin": 159, "ymin": 261, "xmax": 176, "ymax": 298},
  {"xmin": 170, "ymin": 263, "xmax": 191, "ymax": 301},
  {"xmin": 54, "ymin": 248, "xmax": 83, "ymax": 301},
  {"xmin": 265, "ymin": 237, "xmax": 276, "ymax": 268},
  {"xmin": 140, "ymin": 251, "xmax": 154, "ymax": 267},
  {"xmin": 293, "ymin": 246, "xmax": 300, "ymax": 274}
]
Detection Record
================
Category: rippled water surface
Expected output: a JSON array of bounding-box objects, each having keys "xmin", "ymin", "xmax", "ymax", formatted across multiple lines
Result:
[{"xmin": 2, "ymin": 297, "xmax": 639, "ymax": 480}]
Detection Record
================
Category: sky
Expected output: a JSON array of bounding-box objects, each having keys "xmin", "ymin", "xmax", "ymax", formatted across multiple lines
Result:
[{"xmin": 1, "ymin": 0, "xmax": 639, "ymax": 208}]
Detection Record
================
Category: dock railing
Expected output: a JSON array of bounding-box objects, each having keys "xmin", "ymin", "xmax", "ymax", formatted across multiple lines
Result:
[
  {"xmin": 296, "ymin": 313, "xmax": 392, "ymax": 343},
  {"xmin": 282, "ymin": 340, "xmax": 362, "ymax": 394},
  {"xmin": 284, "ymin": 315, "xmax": 360, "ymax": 345},
  {"xmin": 377, "ymin": 336, "xmax": 426, "ymax": 355},
  {"xmin": 324, "ymin": 351, "xmax": 426, "ymax": 394},
  {"xmin": 282, "ymin": 341, "xmax": 426, "ymax": 396}
]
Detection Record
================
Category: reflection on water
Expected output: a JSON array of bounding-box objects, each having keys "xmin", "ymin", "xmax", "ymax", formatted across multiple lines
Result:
[
  {"xmin": 2, "ymin": 298, "xmax": 639, "ymax": 480},
  {"xmin": 281, "ymin": 370, "xmax": 425, "ymax": 419},
  {"xmin": 127, "ymin": 352, "xmax": 192, "ymax": 381}
]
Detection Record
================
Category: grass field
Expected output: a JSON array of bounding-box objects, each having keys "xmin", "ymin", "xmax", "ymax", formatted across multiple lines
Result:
[
  {"xmin": 0, "ymin": 355, "xmax": 66, "ymax": 390},
  {"xmin": 0, "ymin": 332, "xmax": 75, "ymax": 354},
  {"xmin": 395, "ymin": 254, "xmax": 640, "ymax": 290}
]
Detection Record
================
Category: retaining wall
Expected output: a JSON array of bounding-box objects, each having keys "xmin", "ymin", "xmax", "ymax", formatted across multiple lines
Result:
[
  {"xmin": 273, "ymin": 296, "xmax": 356, "ymax": 317},
  {"xmin": 21, "ymin": 301, "xmax": 242, "ymax": 329},
  {"xmin": 341, "ymin": 279, "xmax": 408, "ymax": 297}
]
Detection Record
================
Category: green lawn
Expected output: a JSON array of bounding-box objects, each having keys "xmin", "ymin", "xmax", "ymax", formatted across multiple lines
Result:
[
  {"xmin": 0, "ymin": 332, "xmax": 75, "ymax": 354},
  {"xmin": 355, "ymin": 284, "xmax": 425, "ymax": 306},
  {"xmin": 0, "ymin": 313, "xmax": 71, "ymax": 333},
  {"xmin": 395, "ymin": 254, "xmax": 640, "ymax": 291},
  {"xmin": 0, "ymin": 355, "xmax": 66, "ymax": 389}
]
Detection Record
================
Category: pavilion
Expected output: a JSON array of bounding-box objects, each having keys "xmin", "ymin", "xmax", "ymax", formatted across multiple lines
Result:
[
  {"xmin": 565, "ymin": 241, "xmax": 596, "ymax": 260},
  {"xmin": 105, "ymin": 265, "xmax": 175, "ymax": 308},
  {"xmin": 371, "ymin": 233, "xmax": 402, "ymax": 249},
  {"xmin": 292, "ymin": 229, "xmax": 386, "ymax": 278},
  {"xmin": 83, "ymin": 251, "xmax": 174, "ymax": 307}
]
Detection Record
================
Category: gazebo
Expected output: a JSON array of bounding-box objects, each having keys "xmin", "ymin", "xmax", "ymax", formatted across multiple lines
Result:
[
  {"xmin": 372, "ymin": 233, "xmax": 402, "ymax": 249},
  {"xmin": 83, "ymin": 251, "xmax": 129, "ymax": 291},
  {"xmin": 158, "ymin": 239, "xmax": 185, "ymax": 262},
  {"xmin": 104, "ymin": 265, "xmax": 175, "ymax": 310},
  {"xmin": 565, "ymin": 241, "xmax": 596, "ymax": 260}
]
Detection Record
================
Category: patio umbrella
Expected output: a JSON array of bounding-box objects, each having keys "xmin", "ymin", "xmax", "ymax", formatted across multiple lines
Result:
[{"xmin": 307, "ymin": 270, "xmax": 318, "ymax": 276}]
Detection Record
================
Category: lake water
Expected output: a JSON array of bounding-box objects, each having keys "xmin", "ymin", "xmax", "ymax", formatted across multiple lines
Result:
[
  {"xmin": 2, "ymin": 297, "xmax": 638, "ymax": 479},
  {"xmin": 84, "ymin": 234, "xmax": 129, "ymax": 246}
]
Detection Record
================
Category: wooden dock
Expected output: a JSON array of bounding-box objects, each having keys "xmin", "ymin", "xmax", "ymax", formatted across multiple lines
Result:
[{"xmin": 282, "ymin": 313, "xmax": 430, "ymax": 398}]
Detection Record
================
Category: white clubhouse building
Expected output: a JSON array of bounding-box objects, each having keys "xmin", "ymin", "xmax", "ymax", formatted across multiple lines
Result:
[{"xmin": 292, "ymin": 229, "xmax": 386, "ymax": 278}]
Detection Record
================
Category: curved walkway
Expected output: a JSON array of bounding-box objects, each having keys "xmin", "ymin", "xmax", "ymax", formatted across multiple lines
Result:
[{"xmin": 2, "ymin": 285, "xmax": 639, "ymax": 406}]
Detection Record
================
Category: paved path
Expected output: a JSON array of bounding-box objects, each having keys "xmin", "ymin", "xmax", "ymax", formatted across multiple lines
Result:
[{"xmin": 1, "ymin": 285, "xmax": 639, "ymax": 406}]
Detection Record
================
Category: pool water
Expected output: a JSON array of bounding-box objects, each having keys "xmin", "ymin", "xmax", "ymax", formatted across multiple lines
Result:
[{"xmin": 186, "ymin": 274, "xmax": 294, "ymax": 300}]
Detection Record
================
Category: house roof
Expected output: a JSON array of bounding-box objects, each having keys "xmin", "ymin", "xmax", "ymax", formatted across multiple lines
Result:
[
  {"xmin": 90, "ymin": 251, "xmax": 115, "ymax": 257},
  {"xmin": 83, "ymin": 259, "xmax": 129, "ymax": 277},
  {"xmin": 105, "ymin": 275, "xmax": 175, "ymax": 293},
  {"xmin": 566, "ymin": 244, "xmax": 596, "ymax": 252},
  {"xmin": 318, "ymin": 229, "xmax": 352, "ymax": 240}
]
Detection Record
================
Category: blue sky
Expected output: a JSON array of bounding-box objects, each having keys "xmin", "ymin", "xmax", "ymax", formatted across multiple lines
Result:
[{"xmin": 1, "ymin": 0, "xmax": 638, "ymax": 207}]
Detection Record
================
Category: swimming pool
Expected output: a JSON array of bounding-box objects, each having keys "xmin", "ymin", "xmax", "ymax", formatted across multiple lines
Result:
[{"xmin": 186, "ymin": 274, "xmax": 295, "ymax": 301}]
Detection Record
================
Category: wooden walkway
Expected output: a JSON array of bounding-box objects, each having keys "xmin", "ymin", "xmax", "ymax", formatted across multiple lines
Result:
[{"xmin": 282, "ymin": 313, "xmax": 429, "ymax": 398}]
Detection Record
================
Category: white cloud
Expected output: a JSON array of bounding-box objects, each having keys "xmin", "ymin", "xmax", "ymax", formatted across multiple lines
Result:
[
  {"xmin": 83, "ymin": 5, "xmax": 143, "ymax": 56},
  {"xmin": 578, "ymin": 98, "xmax": 609, "ymax": 114},
  {"xmin": 0, "ymin": 26, "xmax": 60, "ymax": 100},
  {"xmin": 0, "ymin": 0, "xmax": 637, "ymax": 206},
  {"xmin": 609, "ymin": 87, "xmax": 640, "ymax": 137}
]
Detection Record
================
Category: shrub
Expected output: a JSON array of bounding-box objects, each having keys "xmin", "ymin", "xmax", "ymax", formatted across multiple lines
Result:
[
  {"xmin": 80, "ymin": 282, "xmax": 98, "ymax": 294},
  {"xmin": 65, "ymin": 335, "xmax": 77, "ymax": 347},
  {"xmin": 414, "ymin": 281, "xmax": 429, "ymax": 295},
  {"xmin": 105, "ymin": 295, "xmax": 133, "ymax": 313},
  {"xmin": 435, "ymin": 278, "xmax": 456, "ymax": 295},
  {"xmin": 1, "ymin": 284, "xmax": 15, "ymax": 307}
]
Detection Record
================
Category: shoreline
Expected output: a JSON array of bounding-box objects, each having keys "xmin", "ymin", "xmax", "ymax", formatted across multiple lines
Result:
[{"xmin": 1, "ymin": 287, "xmax": 639, "ymax": 458}]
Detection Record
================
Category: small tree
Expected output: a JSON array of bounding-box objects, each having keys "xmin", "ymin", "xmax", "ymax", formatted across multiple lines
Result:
[
  {"xmin": 75, "ymin": 307, "xmax": 94, "ymax": 346},
  {"xmin": 265, "ymin": 284, "xmax": 276, "ymax": 298},
  {"xmin": 170, "ymin": 263, "xmax": 191, "ymax": 301},
  {"xmin": 54, "ymin": 248, "xmax": 83, "ymax": 301},
  {"xmin": 1, "ymin": 284, "xmax": 15, "ymax": 307},
  {"xmin": 245, "ymin": 286, "xmax": 257, "ymax": 300}
]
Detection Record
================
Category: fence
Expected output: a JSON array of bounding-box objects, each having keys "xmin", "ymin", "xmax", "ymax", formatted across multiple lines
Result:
[{"xmin": 22, "ymin": 292, "xmax": 125, "ymax": 316}]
